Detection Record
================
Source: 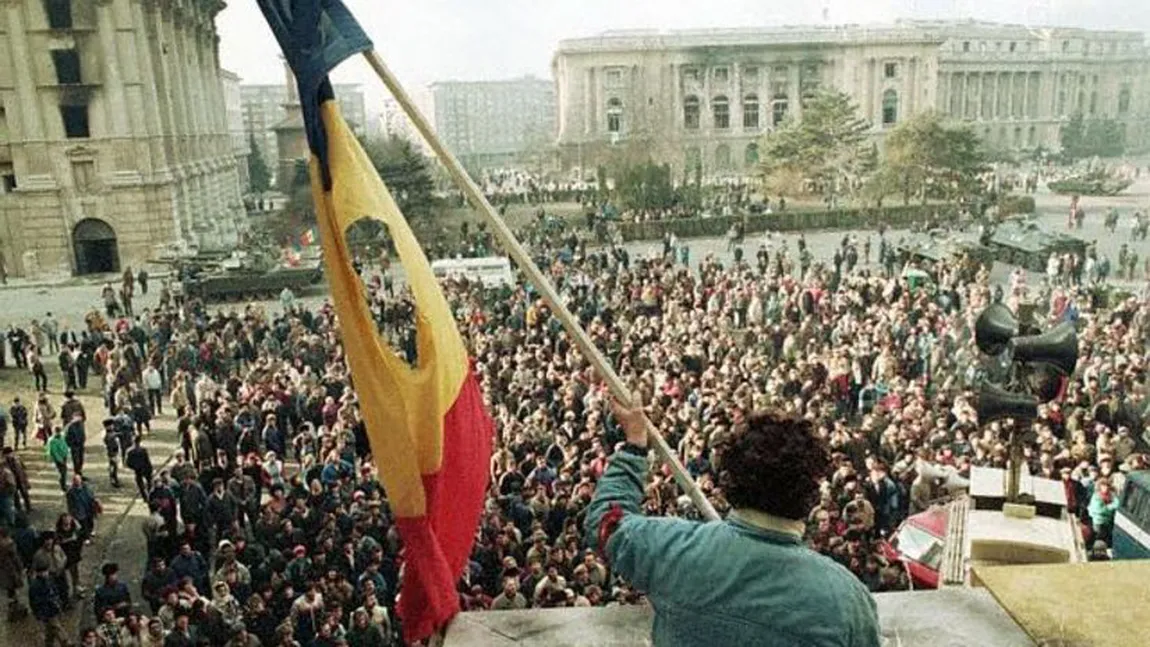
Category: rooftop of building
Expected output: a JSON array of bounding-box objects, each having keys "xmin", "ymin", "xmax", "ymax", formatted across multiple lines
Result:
[
  {"xmin": 555, "ymin": 19, "xmax": 1146, "ymax": 54},
  {"xmin": 444, "ymin": 561, "xmax": 1150, "ymax": 647},
  {"xmin": 240, "ymin": 83, "xmax": 364, "ymax": 93},
  {"xmin": 429, "ymin": 75, "xmax": 554, "ymax": 90}
]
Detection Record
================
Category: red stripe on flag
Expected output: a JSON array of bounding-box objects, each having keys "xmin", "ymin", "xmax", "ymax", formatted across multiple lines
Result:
[{"xmin": 396, "ymin": 368, "xmax": 494, "ymax": 643}]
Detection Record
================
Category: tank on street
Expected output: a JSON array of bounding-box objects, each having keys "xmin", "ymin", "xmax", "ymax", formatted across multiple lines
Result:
[
  {"xmin": 986, "ymin": 217, "xmax": 1087, "ymax": 272},
  {"xmin": 894, "ymin": 229, "xmax": 994, "ymax": 272},
  {"xmin": 184, "ymin": 247, "xmax": 323, "ymax": 302}
]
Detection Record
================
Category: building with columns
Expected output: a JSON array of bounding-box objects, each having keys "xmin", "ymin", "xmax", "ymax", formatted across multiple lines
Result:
[
  {"xmin": 932, "ymin": 22, "xmax": 1150, "ymax": 154},
  {"xmin": 0, "ymin": 0, "xmax": 245, "ymax": 278},
  {"xmin": 220, "ymin": 69, "xmax": 251, "ymax": 193},
  {"xmin": 553, "ymin": 21, "xmax": 1150, "ymax": 178}
]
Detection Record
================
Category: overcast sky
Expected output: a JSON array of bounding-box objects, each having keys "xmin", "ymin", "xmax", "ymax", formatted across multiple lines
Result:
[{"xmin": 217, "ymin": 0, "xmax": 1149, "ymax": 106}]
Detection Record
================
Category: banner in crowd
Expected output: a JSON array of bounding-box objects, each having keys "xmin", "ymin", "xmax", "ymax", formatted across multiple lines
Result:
[{"xmin": 255, "ymin": 0, "xmax": 494, "ymax": 641}]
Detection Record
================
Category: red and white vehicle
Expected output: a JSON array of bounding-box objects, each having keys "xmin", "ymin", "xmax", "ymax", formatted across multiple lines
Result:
[{"xmin": 884, "ymin": 465, "xmax": 1086, "ymax": 589}]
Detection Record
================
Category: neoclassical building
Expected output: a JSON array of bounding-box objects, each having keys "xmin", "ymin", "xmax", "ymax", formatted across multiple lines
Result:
[
  {"xmin": 0, "ymin": 0, "xmax": 245, "ymax": 278},
  {"xmin": 552, "ymin": 20, "xmax": 1150, "ymax": 178}
]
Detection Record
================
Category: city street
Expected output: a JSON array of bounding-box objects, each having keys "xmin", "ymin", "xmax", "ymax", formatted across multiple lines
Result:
[
  {"xmin": 2, "ymin": 179, "xmax": 1150, "ymax": 331},
  {"xmin": 0, "ymin": 376, "xmax": 181, "ymax": 642}
]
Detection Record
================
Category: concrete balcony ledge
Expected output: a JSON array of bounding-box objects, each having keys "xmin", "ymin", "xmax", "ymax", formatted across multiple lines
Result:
[{"xmin": 443, "ymin": 588, "xmax": 1034, "ymax": 647}]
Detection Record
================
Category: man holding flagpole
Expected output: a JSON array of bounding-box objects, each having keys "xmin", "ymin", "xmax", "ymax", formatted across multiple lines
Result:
[{"xmin": 586, "ymin": 396, "xmax": 882, "ymax": 647}]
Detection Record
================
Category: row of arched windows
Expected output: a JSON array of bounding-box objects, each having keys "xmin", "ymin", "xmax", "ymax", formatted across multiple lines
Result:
[
  {"xmin": 682, "ymin": 94, "xmax": 778, "ymax": 130},
  {"xmin": 606, "ymin": 90, "xmax": 901, "ymax": 135},
  {"xmin": 684, "ymin": 143, "xmax": 760, "ymax": 172}
]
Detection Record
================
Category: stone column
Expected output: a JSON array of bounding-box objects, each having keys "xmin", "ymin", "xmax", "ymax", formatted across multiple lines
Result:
[
  {"xmin": 147, "ymin": 3, "xmax": 176, "ymax": 163},
  {"xmin": 969, "ymin": 72, "xmax": 980, "ymax": 120},
  {"xmin": 583, "ymin": 68, "xmax": 592, "ymax": 136},
  {"xmin": 789, "ymin": 64, "xmax": 801, "ymax": 121},
  {"xmin": 159, "ymin": 4, "xmax": 194, "ymax": 241},
  {"xmin": 865, "ymin": 59, "xmax": 876, "ymax": 121},
  {"xmin": 132, "ymin": 1, "xmax": 170, "ymax": 183},
  {"xmin": 989, "ymin": 73, "xmax": 997, "ymax": 120},
  {"xmin": 4, "ymin": 0, "xmax": 51, "ymax": 179},
  {"xmin": 1019, "ymin": 72, "xmax": 1028, "ymax": 119},
  {"xmin": 952, "ymin": 72, "xmax": 961, "ymax": 119},
  {"xmin": 937, "ymin": 72, "xmax": 947, "ymax": 115},
  {"xmin": 1024, "ymin": 73, "xmax": 1032, "ymax": 119},
  {"xmin": 906, "ymin": 57, "xmax": 917, "ymax": 116},
  {"xmin": 182, "ymin": 19, "xmax": 210, "ymax": 236},
  {"xmin": 160, "ymin": 6, "xmax": 190, "ymax": 162},
  {"xmin": 199, "ymin": 31, "xmax": 223, "ymax": 151},
  {"xmin": 670, "ymin": 63, "xmax": 680, "ymax": 132},
  {"xmin": 1037, "ymin": 71, "xmax": 1052, "ymax": 119},
  {"xmin": 1008, "ymin": 73, "xmax": 1017, "ymax": 119},
  {"xmin": 196, "ymin": 29, "xmax": 226, "ymax": 226},
  {"xmin": 209, "ymin": 37, "xmax": 230, "ymax": 156},
  {"xmin": 173, "ymin": 15, "xmax": 203, "ymax": 161},
  {"xmin": 186, "ymin": 20, "xmax": 210, "ymax": 160},
  {"xmin": 95, "ymin": 0, "xmax": 130, "ymax": 137},
  {"xmin": 731, "ymin": 63, "xmax": 743, "ymax": 131}
]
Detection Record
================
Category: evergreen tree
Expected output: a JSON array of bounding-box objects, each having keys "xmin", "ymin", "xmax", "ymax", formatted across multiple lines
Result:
[
  {"xmin": 1060, "ymin": 114, "xmax": 1126, "ymax": 161},
  {"xmin": 757, "ymin": 90, "xmax": 872, "ymax": 202},
  {"xmin": 360, "ymin": 136, "xmax": 439, "ymax": 222},
  {"xmin": 247, "ymin": 134, "xmax": 272, "ymax": 193},
  {"xmin": 876, "ymin": 111, "xmax": 987, "ymax": 204}
]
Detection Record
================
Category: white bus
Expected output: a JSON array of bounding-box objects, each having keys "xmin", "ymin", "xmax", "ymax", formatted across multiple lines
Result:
[{"xmin": 430, "ymin": 256, "xmax": 515, "ymax": 288}]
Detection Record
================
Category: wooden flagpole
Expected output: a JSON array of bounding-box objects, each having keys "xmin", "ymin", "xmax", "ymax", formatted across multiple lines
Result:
[{"xmin": 362, "ymin": 50, "xmax": 719, "ymax": 522}]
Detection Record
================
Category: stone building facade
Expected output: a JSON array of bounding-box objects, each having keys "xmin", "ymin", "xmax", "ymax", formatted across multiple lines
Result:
[
  {"xmin": 553, "ymin": 21, "xmax": 1150, "ymax": 178},
  {"xmin": 932, "ymin": 22, "xmax": 1150, "ymax": 154},
  {"xmin": 428, "ymin": 76, "xmax": 557, "ymax": 170},
  {"xmin": 220, "ymin": 69, "xmax": 251, "ymax": 193},
  {"xmin": 241, "ymin": 81, "xmax": 366, "ymax": 186},
  {"xmin": 0, "ymin": 0, "xmax": 244, "ymax": 278}
]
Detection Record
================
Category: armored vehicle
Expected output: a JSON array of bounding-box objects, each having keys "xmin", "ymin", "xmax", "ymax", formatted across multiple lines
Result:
[
  {"xmin": 1046, "ymin": 168, "xmax": 1133, "ymax": 196},
  {"xmin": 184, "ymin": 247, "xmax": 323, "ymax": 302},
  {"xmin": 985, "ymin": 218, "xmax": 1087, "ymax": 272},
  {"xmin": 894, "ymin": 229, "xmax": 994, "ymax": 273}
]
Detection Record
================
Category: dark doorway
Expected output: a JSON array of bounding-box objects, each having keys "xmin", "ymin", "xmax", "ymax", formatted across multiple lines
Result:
[{"xmin": 72, "ymin": 218, "xmax": 120, "ymax": 275}]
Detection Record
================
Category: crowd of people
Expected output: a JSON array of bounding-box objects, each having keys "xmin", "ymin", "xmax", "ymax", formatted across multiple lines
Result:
[{"xmin": 0, "ymin": 214, "xmax": 1146, "ymax": 646}]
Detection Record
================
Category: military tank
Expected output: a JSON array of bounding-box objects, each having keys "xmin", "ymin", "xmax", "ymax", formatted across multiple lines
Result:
[
  {"xmin": 1046, "ymin": 168, "xmax": 1133, "ymax": 196},
  {"xmin": 184, "ymin": 245, "xmax": 323, "ymax": 302},
  {"xmin": 894, "ymin": 228, "xmax": 994, "ymax": 272},
  {"xmin": 985, "ymin": 217, "xmax": 1087, "ymax": 272}
]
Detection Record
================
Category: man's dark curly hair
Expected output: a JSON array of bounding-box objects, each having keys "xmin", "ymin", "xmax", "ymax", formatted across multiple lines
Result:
[{"xmin": 714, "ymin": 411, "xmax": 832, "ymax": 520}]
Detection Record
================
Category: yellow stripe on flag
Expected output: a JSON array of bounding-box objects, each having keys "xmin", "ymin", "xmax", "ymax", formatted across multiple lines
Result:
[{"xmin": 308, "ymin": 101, "xmax": 468, "ymax": 518}]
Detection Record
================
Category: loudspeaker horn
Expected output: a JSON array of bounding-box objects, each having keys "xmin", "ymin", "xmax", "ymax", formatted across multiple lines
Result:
[
  {"xmin": 977, "ymin": 383, "xmax": 1039, "ymax": 424},
  {"xmin": 1011, "ymin": 321, "xmax": 1078, "ymax": 377},
  {"xmin": 975, "ymin": 303, "xmax": 1018, "ymax": 356}
]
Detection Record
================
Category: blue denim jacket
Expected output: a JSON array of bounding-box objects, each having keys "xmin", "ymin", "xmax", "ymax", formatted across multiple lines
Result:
[{"xmin": 585, "ymin": 451, "xmax": 881, "ymax": 647}]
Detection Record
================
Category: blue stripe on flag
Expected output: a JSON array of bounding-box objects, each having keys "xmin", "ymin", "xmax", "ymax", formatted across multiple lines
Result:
[{"xmin": 255, "ymin": 0, "xmax": 372, "ymax": 187}]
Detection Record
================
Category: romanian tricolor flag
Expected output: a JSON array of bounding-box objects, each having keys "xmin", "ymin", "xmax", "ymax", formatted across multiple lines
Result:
[{"xmin": 256, "ymin": 1, "xmax": 494, "ymax": 641}]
